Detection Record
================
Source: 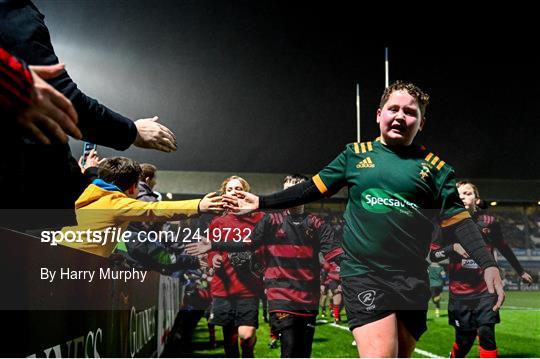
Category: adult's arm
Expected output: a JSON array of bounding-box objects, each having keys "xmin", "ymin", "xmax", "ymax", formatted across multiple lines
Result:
[{"xmin": 0, "ymin": 2, "xmax": 136, "ymax": 149}]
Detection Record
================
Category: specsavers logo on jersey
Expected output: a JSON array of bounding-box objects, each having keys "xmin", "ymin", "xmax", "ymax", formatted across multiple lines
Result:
[{"xmin": 361, "ymin": 188, "xmax": 419, "ymax": 216}]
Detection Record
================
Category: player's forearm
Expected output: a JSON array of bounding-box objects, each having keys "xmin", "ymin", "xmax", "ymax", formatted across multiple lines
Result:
[
  {"xmin": 498, "ymin": 244, "xmax": 525, "ymax": 275},
  {"xmin": 259, "ymin": 179, "xmax": 323, "ymax": 209},
  {"xmin": 453, "ymin": 218, "xmax": 497, "ymax": 269}
]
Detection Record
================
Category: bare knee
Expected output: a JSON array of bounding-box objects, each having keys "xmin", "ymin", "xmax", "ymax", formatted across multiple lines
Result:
[{"xmin": 238, "ymin": 326, "xmax": 256, "ymax": 340}]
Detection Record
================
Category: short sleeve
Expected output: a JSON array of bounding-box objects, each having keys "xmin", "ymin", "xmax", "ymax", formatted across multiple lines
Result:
[
  {"xmin": 312, "ymin": 147, "xmax": 349, "ymax": 195},
  {"xmin": 436, "ymin": 168, "xmax": 470, "ymax": 227}
]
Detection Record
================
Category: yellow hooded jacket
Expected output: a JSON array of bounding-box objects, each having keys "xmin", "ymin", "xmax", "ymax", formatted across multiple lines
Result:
[{"xmin": 59, "ymin": 179, "xmax": 200, "ymax": 257}]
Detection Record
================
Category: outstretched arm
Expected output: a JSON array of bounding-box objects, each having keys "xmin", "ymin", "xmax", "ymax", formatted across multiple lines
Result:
[{"xmin": 223, "ymin": 179, "xmax": 324, "ymax": 213}]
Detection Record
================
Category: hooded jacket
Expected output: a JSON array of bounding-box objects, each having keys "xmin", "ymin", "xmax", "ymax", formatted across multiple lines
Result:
[{"xmin": 59, "ymin": 179, "xmax": 200, "ymax": 257}]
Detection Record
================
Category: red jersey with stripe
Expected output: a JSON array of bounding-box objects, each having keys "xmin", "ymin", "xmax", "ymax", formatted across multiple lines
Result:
[{"xmin": 207, "ymin": 212, "xmax": 265, "ymax": 298}]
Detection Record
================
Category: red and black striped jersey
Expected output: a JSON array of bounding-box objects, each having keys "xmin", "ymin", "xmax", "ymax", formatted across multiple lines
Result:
[
  {"xmin": 431, "ymin": 212, "xmax": 524, "ymax": 297},
  {"xmin": 255, "ymin": 211, "xmax": 339, "ymax": 316},
  {"xmin": 0, "ymin": 47, "xmax": 33, "ymax": 113},
  {"xmin": 207, "ymin": 212, "xmax": 265, "ymax": 298}
]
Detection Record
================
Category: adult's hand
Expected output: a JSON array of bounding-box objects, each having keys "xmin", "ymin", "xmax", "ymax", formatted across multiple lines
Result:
[
  {"xmin": 17, "ymin": 63, "xmax": 81, "ymax": 144},
  {"xmin": 484, "ymin": 266, "xmax": 505, "ymax": 311},
  {"xmin": 134, "ymin": 116, "xmax": 177, "ymax": 152}
]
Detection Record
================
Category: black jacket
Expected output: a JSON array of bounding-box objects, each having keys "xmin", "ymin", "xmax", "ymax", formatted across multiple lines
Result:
[{"xmin": 0, "ymin": 1, "xmax": 137, "ymax": 228}]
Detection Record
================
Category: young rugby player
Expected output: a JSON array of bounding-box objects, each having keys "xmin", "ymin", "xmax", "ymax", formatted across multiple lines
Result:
[
  {"xmin": 431, "ymin": 180, "xmax": 532, "ymax": 358},
  {"xmin": 222, "ymin": 81, "xmax": 504, "ymax": 357}
]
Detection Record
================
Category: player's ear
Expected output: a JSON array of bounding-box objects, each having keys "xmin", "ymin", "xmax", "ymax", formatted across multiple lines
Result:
[
  {"xmin": 419, "ymin": 116, "xmax": 427, "ymax": 131},
  {"xmin": 376, "ymin": 108, "xmax": 382, "ymax": 123},
  {"xmin": 475, "ymin": 197, "xmax": 481, "ymax": 205}
]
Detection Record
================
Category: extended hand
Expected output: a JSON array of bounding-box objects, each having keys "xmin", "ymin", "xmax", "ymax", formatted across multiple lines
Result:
[
  {"xmin": 134, "ymin": 116, "xmax": 177, "ymax": 152},
  {"xmin": 199, "ymin": 192, "xmax": 224, "ymax": 213},
  {"xmin": 17, "ymin": 64, "xmax": 81, "ymax": 144},
  {"xmin": 185, "ymin": 238, "xmax": 212, "ymax": 256},
  {"xmin": 223, "ymin": 190, "xmax": 259, "ymax": 214}
]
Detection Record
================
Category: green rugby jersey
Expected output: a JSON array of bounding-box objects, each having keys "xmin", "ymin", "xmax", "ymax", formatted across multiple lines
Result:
[{"xmin": 312, "ymin": 138, "xmax": 469, "ymax": 277}]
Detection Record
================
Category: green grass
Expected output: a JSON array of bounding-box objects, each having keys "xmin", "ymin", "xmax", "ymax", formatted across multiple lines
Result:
[{"xmin": 189, "ymin": 291, "xmax": 540, "ymax": 358}]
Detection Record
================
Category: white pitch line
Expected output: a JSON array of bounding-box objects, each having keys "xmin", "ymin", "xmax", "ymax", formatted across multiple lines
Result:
[
  {"xmin": 328, "ymin": 322, "xmax": 442, "ymax": 358},
  {"xmin": 503, "ymin": 306, "xmax": 540, "ymax": 311},
  {"xmin": 413, "ymin": 348, "xmax": 442, "ymax": 358}
]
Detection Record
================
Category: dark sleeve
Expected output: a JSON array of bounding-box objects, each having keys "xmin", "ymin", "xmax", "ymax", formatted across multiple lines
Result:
[
  {"xmin": 211, "ymin": 215, "xmax": 266, "ymax": 252},
  {"xmin": 429, "ymin": 229, "xmax": 456, "ymax": 262},
  {"xmin": 492, "ymin": 222, "xmax": 525, "ymax": 275},
  {"xmin": 447, "ymin": 218, "xmax": 497, "ymax": 269},
  {"xmin": 0, "ymin": 3, "xmax": 137, "ymax": 150},
  {"xmin": 318, "ymin": 221, "xmax": 343, "ymax": 264},
  {"xmin": 173, "ymin": 254, "xmax": 200, "ymax": 270},
  {"xmin": 83, "ymin": 166, "xmax": 99, "ymax": 182},
  {"xmin": 0, "ymin": 47, "xmax": 33, "ymax": 114},
  {"xmin": 259, "ymin": 179, "xmax": 324, "ymax": 209},
  {"xmin": 429, "ymin": 243, "xmax": 456, "ymax": 262}
]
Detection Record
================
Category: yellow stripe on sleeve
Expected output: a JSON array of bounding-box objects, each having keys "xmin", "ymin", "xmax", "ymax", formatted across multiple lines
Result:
[
  {"xmin": 367, "ymin": 141, "xmax": 373, "ymax": 151},
  {"xmin": 425, "ymin": 152, "xmax": 433, "ymax": 161},
  {"xmin": 431, "ymin": 156, "xmax": 440, "ymax": 166},
  {"xmin": 440, "ymin": 211, "xmax": 471, "ymax": 228},
  {"xmin": 436, "ymin": 161, "xmax": 446, "ymax": 171},
  {"xmin": 360, "ymin": 142, "xmax": 366, "ymax": 153},
  {"xmin": 354, "ymin": 143, "xmax": 360, "ymax": 154},
  {"xmin": 312, "ymin": 174, "xmax": 328, "ymax": 194}
]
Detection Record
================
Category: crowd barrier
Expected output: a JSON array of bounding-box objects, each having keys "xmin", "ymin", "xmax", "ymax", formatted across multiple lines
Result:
[{"xmin": 0, "ymin": 227, "xmax": 180, "ymax": 357}]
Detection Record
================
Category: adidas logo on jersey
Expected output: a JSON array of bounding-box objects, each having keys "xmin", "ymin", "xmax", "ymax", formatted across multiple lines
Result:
[{"xmin": 356, "ymin": 157, "xmax": 375, "ymax": 168}]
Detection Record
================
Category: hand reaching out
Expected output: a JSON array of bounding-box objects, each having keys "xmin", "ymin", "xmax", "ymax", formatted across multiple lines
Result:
[
  {"xmin": 223, "ymin": 190, "xmax": 259, "ymax": 214},
  {"xmin": 199, "ymin": 192, "xmax": 224, "ymax": 213},
  {"xmin": 185, "ymin": 237, "xmax": 212, "ymax": 256},
  {"xmin": 134, "ymin": 116, "xmax": 177, "ymax": 152}
]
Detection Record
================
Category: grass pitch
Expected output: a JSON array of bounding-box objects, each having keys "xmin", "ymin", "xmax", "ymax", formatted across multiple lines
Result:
[{"xmin": 189, "ymin": 291, "xmax": 540, "ymax": 357}]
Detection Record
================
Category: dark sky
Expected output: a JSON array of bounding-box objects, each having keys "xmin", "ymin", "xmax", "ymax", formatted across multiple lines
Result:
[{"xmin": 36, "ymin": 0, "xmax": 539, "ymax": 179}]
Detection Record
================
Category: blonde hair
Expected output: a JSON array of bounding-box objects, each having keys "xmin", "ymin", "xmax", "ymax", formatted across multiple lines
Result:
[{"xmin": 219, "ymin": 176, "xmax": 251, "ymax": 194}]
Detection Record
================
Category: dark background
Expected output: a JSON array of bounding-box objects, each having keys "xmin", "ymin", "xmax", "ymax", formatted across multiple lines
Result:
[{"xmin": 36, "ymin": 0, "xmax": 539, "ymax": 179}]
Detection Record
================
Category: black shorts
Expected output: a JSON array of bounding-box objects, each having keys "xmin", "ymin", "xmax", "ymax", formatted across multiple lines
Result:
[
  {"xmin": 209, "ymin": 297, "xmax": 259, "ymax": 328},
  {"xmin": 448, "ymin": 293, "xmax": 500, "ymax": 330},
  {"xmin": 430, "ymin": 286, "xmax": 443, "ymax": 297},
  {"xmin": 328, "ymin": 279, "xmax": 342, "ymax": 293},
  {"xmin": 342, "ymin": 272, "xmax": 430, "ymax": 341}
]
